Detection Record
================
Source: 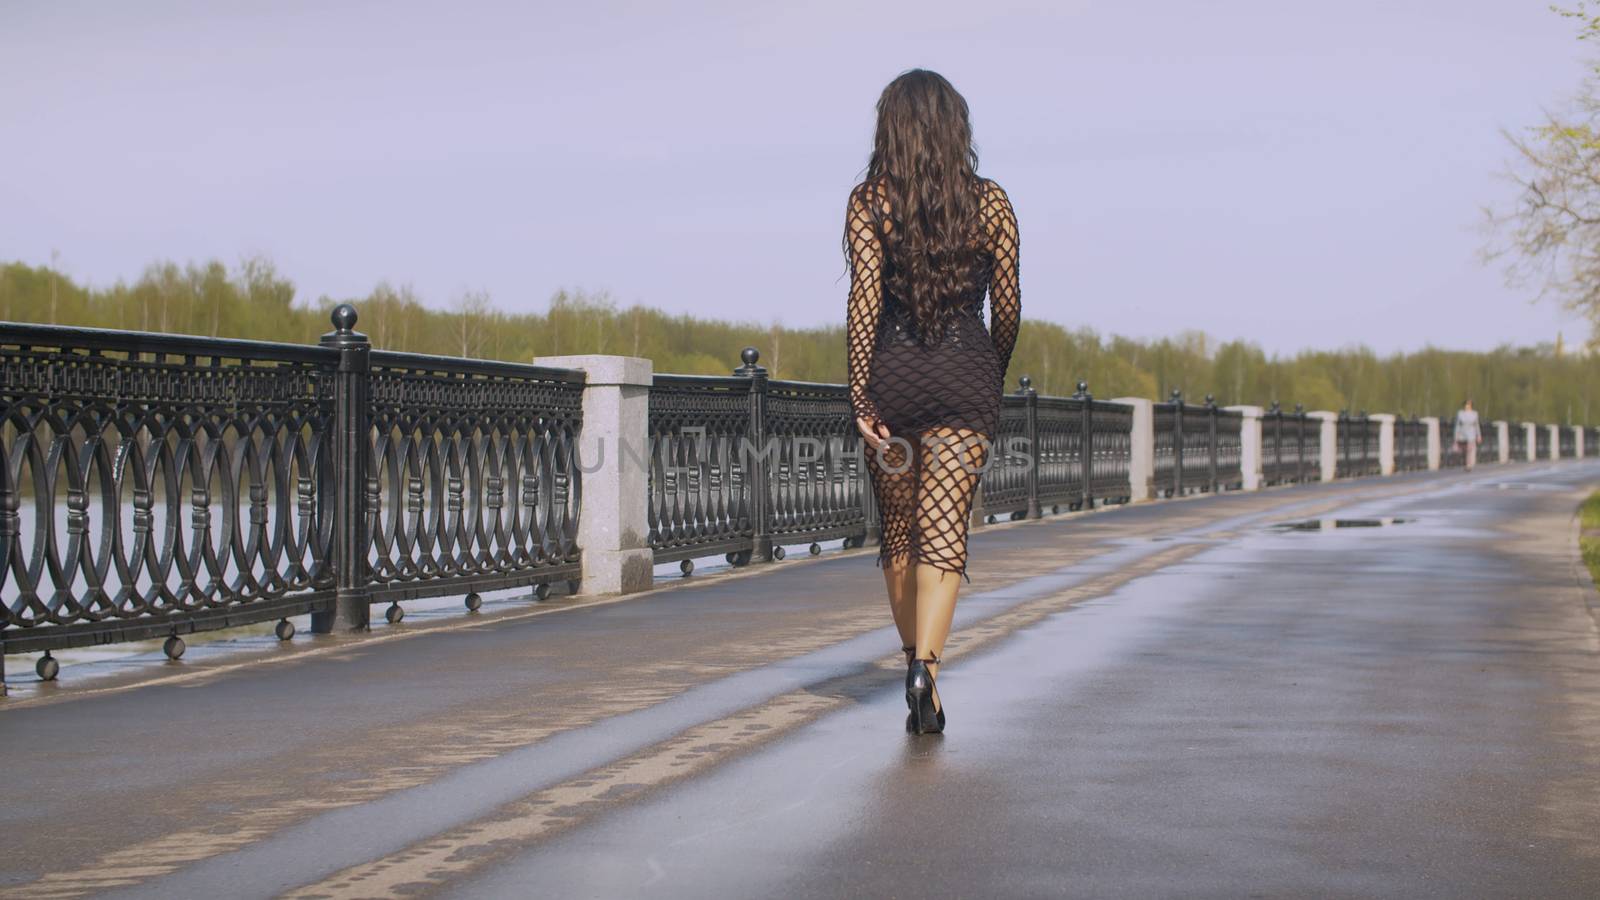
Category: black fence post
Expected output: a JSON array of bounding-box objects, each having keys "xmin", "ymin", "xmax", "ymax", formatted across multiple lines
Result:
[
  {"xmin": 1171, "ymin": 389, "xmax": 1184, "ymax": 497},
  {"xmin": 1075, "ymin": 380, "xmax": 1093, "ymax": 510},
  {"xmin": 1409, "ymin": 414, "xmax": 1420, "ymax": 471},
  {"xmin": 1205, "ymin": 393, "xmax": 1218, "ymax": 493},
  {"xmin": 1358, "ymin": 409, "xmax": 1371, "ymax": 475},
  {"xmin": 1294, "ymin": 403, "xmax": 1307, "ymax": 483},
  {"xmin": 1267, "ymin": 401, "xmax": 1281, "ymax": 485},
  {"xmin": 1338, "ymin": 409, "xmax": 1351, "ymax": 479},
  {"xmin": 1022, "ymin": 375, "xmax": 1041, "ymax": 519},
  {"xmin": 314, "ymin": 303, "xmax": 372, "ymax": 633},
  {"xmin": 734, "ymin": 347, "xmax": 773, "ymax": 561}
]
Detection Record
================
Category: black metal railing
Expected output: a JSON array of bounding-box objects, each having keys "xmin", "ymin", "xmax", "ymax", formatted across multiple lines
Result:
[
  {"xmin": 1534, "ymin": 424, "xmax": 1550, "ymax": 460},
  {"xmin": 647, "ymin": 349, "xmax": 871, "ymax": 570},
  {"xmin": 645, "ymin": 364, "xmax": 1141, "ymax": 558},
  {"xmin": 1511, "ymin": 423, "xmax": 1528, "ymax": 460},
  {"xmin": 1560, "ymin": 426, "xmax": 1575, "ymax": 459},
  {"xmin": 0, "ymin": 307, "xmax": 584, "ymax": 669},
  {"xmin": 1261, "ymin": 403, "xmax": 1314, "ymax": 485},
  {"xmin": 363, "ymin": 348, "xmax": 583, "ymax": 617},
  {"xmin": 980, "ymin": 384, "xmax": 1034, "ymax": 519},
  {"xmin": 1215, "ymin": 403, "xmax": 1244, "ymax": 490},
  {"xmin": 1336, "ymin": 411, "xmax": 1379, "ymax": 478},
  {"xmin": 1482, "ymin": 421, "xmax": 1501, "ymax": 463},
  {"xmin": 1152, "ymin": 391, "xmax": 1239, "ymax": 496},
  {"xmin": 1394, "ymin": 416, "xmax": 1428, "ymax": 472},
  {"xmin": 1439, "ymin": 414, "xmax": 1465, "ymax": 469},
  {"xmin": 977, "ymin": 379, "xmax": 1133, "ymax": 521},
  {"xmin": 8, "ymin": 311, "xmax": 1584, "ymax": 682}
]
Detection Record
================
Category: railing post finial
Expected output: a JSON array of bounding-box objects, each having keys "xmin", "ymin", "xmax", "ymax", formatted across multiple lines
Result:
[
  {"xmin": 733, "ymin": 346, "xmax": 766, "ymax": 376},
  {"xmin": 321, "ymin": 303, "xmax": 366, "ymax": 346}
]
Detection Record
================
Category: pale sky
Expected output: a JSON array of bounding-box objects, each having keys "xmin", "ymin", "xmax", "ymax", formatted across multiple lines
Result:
[{"xmin": 1, "ymin": 0, "xmax": 1592, "ymax": 355}]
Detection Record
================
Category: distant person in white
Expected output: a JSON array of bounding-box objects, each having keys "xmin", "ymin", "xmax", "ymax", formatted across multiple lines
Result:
[{"xmin": 1453, "ymin": 400, "xmax": 1482, "ymax": 471}]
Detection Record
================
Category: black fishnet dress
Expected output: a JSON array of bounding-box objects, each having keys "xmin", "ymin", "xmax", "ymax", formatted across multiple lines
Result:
[{"xmin": 844, "ymin": 176, "xmax": 1021, "ymax": 583}]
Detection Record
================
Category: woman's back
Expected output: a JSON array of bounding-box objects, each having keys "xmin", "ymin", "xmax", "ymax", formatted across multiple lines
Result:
[
  {"xmin": 850, "ymin": 175, "xmax": 1017, "ymax": 322},
  {"xmin": 844, "ymin": 173, "xmax": 1021, "ymax": 438}
]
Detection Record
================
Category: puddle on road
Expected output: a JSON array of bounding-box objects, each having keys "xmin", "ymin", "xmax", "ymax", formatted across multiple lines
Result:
[
  {"xmin": 1478, "ymin": 482, "xmax": 1568, "ymax": 492},
  {"xmin": 1270, "ymin": 517, "xmax": 1414, "ymax": 532}
]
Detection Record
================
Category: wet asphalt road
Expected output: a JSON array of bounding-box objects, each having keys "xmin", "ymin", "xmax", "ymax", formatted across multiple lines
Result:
[{"xmin": 4, "ymin": 463, "xmax": 1600, "ymax": 898}]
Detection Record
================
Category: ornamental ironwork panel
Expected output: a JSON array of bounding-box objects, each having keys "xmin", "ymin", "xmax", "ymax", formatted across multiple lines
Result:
[
  {"xmin": 1560, "ymin": 427, "xmax": 1575, "ymax": 459},
  {"xmin": 1214, "ymin": 409, "xmax": 1243, "ymax": 490},
  {"xmin": 1152, "ymin": 396, "xmax": 1215, "ymax": 496},
  {"xmin": 1482, "ymin": 423, "xmax": 1501, "ymax": 463},
  {"xmin": 0, "ymin": 324, "xmax": 338, "ymax": 654},
  {"xmin": 1152, "ymin": 401, "xmax": 1177, "ymax": 496},
  {"xmin": 647, "ymin": 374, "xmax": 756, "ymax": 564},
  {"xmin": 980, "ymin": 392, "xmax": 1035, "ymax": 519},
  {"xmin": 1033, "ymin": 395, "xmax": 1084, "ymax": 509},
  {"xmin": 764, "ymin": 378, "xmax": 869, "ymax": 544},
  {"xmin": 978, "ymin": 386, "xmax": 1129, "ymax": 517},
  {"xmin": 1534, "ymin": 425, "xmax": 1550, "ymax": 460},
  {"xmin": 0, "ymin": 312, "xmax": 588, "ymax": 666},
  {"xmin": 1337, "ymin": 413, "xmax": 1379, "ymax": 478},
  {"xmin": 1180, "ymin": 403, "xmax": 1213, "ymax": 492},
  {"xmin": 1088, "ymin": 399, "xmax": 1133, "ymax": 501},
  {"xmin": 1394, "ymin": 418, "xmax": 1427, "ymax": 472},
  {"xmin": 1304, "ymin": 415, "xmax": 1323, "ymax": 476},
  {"xmin": 1262, "ymin": 407, "xmax": 1314, "ymax": 485},
  {"xmin": 363, "ymin": 351, "xmax": 584, "ymax": 604},
  {"xmin": 1260, "ymin": 408, "xmax": 1286, "ymax": 484},
  {"xmin": 1439, "ymin": 415, "xmax": 1465, "ymax": 469}
]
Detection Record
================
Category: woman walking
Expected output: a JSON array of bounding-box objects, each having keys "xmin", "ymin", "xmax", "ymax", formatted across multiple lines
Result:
[
  {"xmin": 1453, "ymin": 399, "xmax": 1482, "ymax": 471},
  {"xmin": 842, "ymin": 69, "xmax": 1021, "ymax": 735}
]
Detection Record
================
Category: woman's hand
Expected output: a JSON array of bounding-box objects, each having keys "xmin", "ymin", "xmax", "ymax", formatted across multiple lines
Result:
[{"xmin": 855, "ymin": 414, "xmax": 892, "ymax": 452}]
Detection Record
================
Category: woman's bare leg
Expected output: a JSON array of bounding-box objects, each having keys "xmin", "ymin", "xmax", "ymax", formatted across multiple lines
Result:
[
  {"xmin": 883, "ymin": 556, "xmax": 917, "ymax": 649},
  {"xmin": 867, "ymin": 434, "xmax": 919, "ymax": 653},
  {"xmin": 911, "ymin": 427, "xmax": 989, "ymax": 710}
]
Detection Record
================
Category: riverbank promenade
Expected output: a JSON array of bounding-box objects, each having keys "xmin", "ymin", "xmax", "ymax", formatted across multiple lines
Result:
[{"xmin": 4, "ymin": 461, "xmax": 1600, "ymax": 897}]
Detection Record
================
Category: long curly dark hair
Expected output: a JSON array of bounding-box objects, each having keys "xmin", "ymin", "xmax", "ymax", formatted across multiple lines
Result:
[{"xmin": 848, "ymin": 69, "xmax": 985, "ymax": 347}]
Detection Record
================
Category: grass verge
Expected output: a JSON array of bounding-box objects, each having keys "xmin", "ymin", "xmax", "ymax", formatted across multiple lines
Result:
[{"xmin": 1581, "ymin": 491, "xmax": 1600, "ymax": 589}]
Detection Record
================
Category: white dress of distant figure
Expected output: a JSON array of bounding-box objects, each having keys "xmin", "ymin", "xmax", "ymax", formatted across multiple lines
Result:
[{"xmin": 1452, "ymin": 400, "xmax": 1482, "ymax": 471}]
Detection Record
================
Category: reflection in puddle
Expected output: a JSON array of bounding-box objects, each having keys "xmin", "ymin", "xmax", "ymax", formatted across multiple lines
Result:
[{"xmin": 1270, "ymin": 517, "xmax": 1414, "ymax": 532}]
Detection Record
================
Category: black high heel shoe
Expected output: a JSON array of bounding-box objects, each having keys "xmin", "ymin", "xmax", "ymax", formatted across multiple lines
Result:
[
  {"xmin": 905, "ymin": 653, "xmax": 945, "ymax": 735},
  {"xmin": 900, "ymin": 645, "xmax": 946, "ymax": 732}
]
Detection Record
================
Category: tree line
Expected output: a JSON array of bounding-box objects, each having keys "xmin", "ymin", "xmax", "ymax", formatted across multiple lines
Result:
[{"xmin": 1, "ymin": 257, "xmax": 1595, "ymax": 425}]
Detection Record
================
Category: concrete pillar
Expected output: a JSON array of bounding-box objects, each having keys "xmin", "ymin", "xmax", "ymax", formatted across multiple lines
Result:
[
  {"xmin": 1370, "ymin": 413, "xmax": 1396, "ymax": 476},
  {"xmin": 1575, "ymin": 425, "xmax": 1586, "ymax": 459},
  {"xmin": 1115, "ymin": 397, "xmax": 1154, "ymax": 502},
  {"xmin": 1310, "ymin": 411, "xmax": 1339, "ymax": 482},
  {"xmin": 1548, "ymin": 424, "xmax": 1562, "ymax": 459},
  {"xmin": 1225, "ymin": 405, "xmax": 1263, "ymax": 490},
  {"xmin": 1493, "ymin": 421, "xmax": 1510, "ymax": 464},
  {"xmin": 534, "ymin": 354, "xmax": 655, "ymax": 594},
  {"xmin": 1523, "ymin": 423, "xmax": 1538, "ymax": 461},
  {"xmin": 1421, "ymin": 417, "xmax": 1441, "ymax": 470}
]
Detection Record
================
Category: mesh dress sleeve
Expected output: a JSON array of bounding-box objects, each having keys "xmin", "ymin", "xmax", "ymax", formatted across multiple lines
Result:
[
  {"xmin": 982, "ymin": 180, "xmax": 1021, "ymax": 384},
  {"xmin": 845, "ymin": 183, "xmax": 886, "ymax": 425}
]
